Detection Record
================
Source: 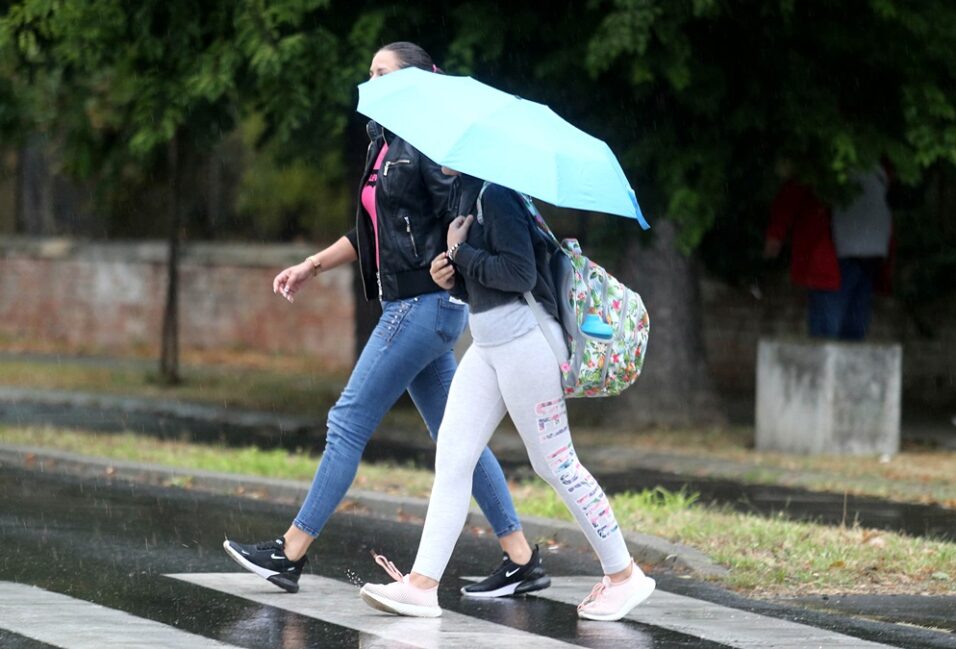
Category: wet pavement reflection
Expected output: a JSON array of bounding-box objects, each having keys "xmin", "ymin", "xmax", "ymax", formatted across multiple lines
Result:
[{"xmin": 0, "ymin": 467, "xmax": 729, "ymax": 648}]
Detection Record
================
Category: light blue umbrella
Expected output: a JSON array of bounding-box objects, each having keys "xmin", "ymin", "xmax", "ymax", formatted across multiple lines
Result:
[{"xmin": 356, "ymin": 67, "xmax": 649, "ymax": 228}]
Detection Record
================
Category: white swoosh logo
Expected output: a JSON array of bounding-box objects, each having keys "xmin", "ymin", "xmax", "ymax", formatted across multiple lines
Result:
[
  {"xmin": 270, "ymin": 553, "xmax": 286, "ymax": 560},
  {"xmin": 505, "ymin": 568, "xmax": 521, "ymax": 578}
]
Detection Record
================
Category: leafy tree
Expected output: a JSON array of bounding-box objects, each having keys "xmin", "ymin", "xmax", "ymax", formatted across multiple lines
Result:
[
  {"xmin": 0, "ymin": 0, "xmax": 352, "ymax": 383},
  {"xmin": 4, "ymin": 1, "xmax": 955, "ymax": 422},
  {"xmin": 580, "ymin": 0, "xmax": 956, "ymax": 422},
  {"xmin": 234, "ymin": 114, "xmax": 352, "ymax": 243},
  {"xmin": 373, "ymin": 0, "xmax": 956, "ymax": 423}
]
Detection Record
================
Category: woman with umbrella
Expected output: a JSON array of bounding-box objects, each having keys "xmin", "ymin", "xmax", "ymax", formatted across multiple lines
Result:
[
  {"xmin": 359, "ymin": 175, "xmax": 656, "ymax": 621},
  {"xmin": 222, "ymin": 42, "xmax": 546, "ymax": 600}
]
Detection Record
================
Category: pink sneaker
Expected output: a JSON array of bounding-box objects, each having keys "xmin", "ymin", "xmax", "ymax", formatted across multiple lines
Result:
[
  {"xmin": 577, "ymin": 562, "xmax": 655, "ymax": 621},
  {"xmin": 359, "ymin": 553, "xmax": 442, "ymax": 618}
]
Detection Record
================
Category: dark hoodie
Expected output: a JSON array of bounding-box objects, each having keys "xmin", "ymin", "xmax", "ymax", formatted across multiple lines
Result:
[{"xmin": 450, "ymin": 180, "xmax": 560, "ymax": 321}]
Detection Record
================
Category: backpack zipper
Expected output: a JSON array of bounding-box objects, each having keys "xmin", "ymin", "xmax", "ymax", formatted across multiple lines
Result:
[
  {"xmin": 403, "ymin": 216, "xmax": 419, "ymax": 257},
  {"xmin": 383, "ymin": 159, "xmax": 411, "ymax": 176}
]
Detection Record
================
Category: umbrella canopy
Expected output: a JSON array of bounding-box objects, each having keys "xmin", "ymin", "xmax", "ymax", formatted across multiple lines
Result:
[{"xmin": 356, "ymin": 67, "xmax": 649, "ymax": 228}]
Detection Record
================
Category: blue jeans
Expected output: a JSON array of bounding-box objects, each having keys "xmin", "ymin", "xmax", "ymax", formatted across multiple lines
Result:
[
  {"xmin": 808, "ymin": 257, "xmax": 881, "ymax": 341},
  {"xmin": 293, "ymin": 291, "xmax": 522, "ymax": 538}
]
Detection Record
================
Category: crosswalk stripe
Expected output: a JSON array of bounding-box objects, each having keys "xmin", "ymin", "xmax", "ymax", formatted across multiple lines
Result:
[
  {"xmin": 0, "ymin": 581, "xmax": 241, "ymax": 648},
  {"xmin": 166, "ymin": 573, "xmax": 581, "ymax": 649},
  {"xmin": 514, "ymin": 576, "xmax": 898, "ymax": 648}
]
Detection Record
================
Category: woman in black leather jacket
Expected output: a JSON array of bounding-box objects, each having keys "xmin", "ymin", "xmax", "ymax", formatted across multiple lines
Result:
[{"xmin": 222, "ymin": 42, "xmax": 546, "ymax": 600}]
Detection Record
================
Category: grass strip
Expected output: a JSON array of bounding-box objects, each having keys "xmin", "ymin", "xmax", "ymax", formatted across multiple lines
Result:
[
  {"xmin": 0, "ymin": 359, "xmax": 345, "ymax": 420},
  {"xmin": 3, "ymin": 357, "xmax": 956, "ymax": 508}
]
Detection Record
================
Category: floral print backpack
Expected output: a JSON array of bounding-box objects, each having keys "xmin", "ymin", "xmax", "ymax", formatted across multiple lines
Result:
[{"xmin": 477, "ymin": 184, "xmax": 650, "ymax": 398}]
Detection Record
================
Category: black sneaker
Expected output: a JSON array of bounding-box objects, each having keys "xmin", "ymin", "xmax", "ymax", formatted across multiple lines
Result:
[
  {"xmin": 222, "ymin": 536, "xmax": 307, "ymax": 593},
  {"xmin": 460, "ymin": 545, "xmax": 551, "ymax": 598}
]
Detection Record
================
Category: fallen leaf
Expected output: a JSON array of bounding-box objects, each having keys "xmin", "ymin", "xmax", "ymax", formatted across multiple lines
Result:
[{"xmin": 861, "ymin": 530, "xmax": 885, "ymax": 546}]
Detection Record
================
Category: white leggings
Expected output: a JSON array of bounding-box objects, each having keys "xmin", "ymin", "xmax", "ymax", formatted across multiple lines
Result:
[{"xmin": 411, "ymin": 317, "xmax": 632, "ymax": 580}]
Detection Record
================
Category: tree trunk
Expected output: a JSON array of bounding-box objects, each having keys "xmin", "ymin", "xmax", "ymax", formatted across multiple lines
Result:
[
  {"xmin": 606, "ymin": 220, "xmax": 724, "ymax": 427},
  {"xmin": 159, "ymin": 136, "xmax": 181, "ymax": 385},
  {"xmin": 16, "ymin": 136, "xmax": 55, "ymax": 235}
]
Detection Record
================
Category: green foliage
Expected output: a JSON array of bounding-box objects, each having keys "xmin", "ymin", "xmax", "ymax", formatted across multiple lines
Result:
[
  {"xmin": 0, "ymin": 0, "xmax": 351, "ymax": 232},
  {"xmin": 421, "ymin": 0, "xmax": 956, "ymax": 269},
  {"xmin": 2, "ymin": 0, "xmax": 955, "ymax": 294},
  {"xmin": 235, "ymin": 114, "xmax": 351, "ymax": 242}
]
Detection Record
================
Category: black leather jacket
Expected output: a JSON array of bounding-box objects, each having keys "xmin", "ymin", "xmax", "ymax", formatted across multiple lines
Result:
[{"xmin": 346, "ymin": 121, "xmax": 460, "ymax": 301}]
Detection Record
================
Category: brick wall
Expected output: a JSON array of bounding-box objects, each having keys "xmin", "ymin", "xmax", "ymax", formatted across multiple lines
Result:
[
  {"xmin": 1, "ymin": 237, "xmax": 952, "ymax": 405},
  {"xmin": 0, "ymin": 237, "xmax": 355, "ymax": 370}
]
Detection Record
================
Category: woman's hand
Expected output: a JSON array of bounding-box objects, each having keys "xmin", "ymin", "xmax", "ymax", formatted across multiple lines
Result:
[
  {"xmin": 273, "ymin": 261, "xmax": 314, "ymax": 303},
  {"xmin": 447, "ymin": 214, "xmax": 474, "ymax": 248},
  {"xmin": 430, "ymin": 253, "xmax": 456, "ymax": 290}
]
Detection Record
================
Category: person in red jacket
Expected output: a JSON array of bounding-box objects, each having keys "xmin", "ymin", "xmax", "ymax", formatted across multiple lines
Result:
[{"xmin": 765, "ymin": 167, "xmax": 892, "ymax": 340}]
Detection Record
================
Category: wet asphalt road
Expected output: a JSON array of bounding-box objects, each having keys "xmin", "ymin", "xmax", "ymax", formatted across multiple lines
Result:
[
  {"xmin": 2, "ymin": 469, "xmax": 954, "ymax": 648},
  {"xmin": 0, "ymin": 466, "xmax": 727, "ymax": 648}
]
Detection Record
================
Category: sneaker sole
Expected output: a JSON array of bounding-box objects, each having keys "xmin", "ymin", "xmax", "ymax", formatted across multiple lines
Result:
[
  {"xmin": 221, "ymin": 540, "xmax": 299, "ymax": 594},
  {"xmin": 359, "ymin": 586, "xmax": 442, "ymax": 618},
  {"xmin": 460, "ymin": 575, "xmax": 551, "ymax": 599},
  {"xmin": 577, "ymin": 576, "xmax": 656, "ymax": 622}
]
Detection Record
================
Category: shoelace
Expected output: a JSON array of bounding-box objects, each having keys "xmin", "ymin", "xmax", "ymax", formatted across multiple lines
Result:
[
  {"xmin": 255, "ymin": 538, "xmax": 284, "ymax": 551},
  {"xmin": 370, "ymin": 551, "xmax": 405, "ymax": 583},
  {"xmin": 577, "ymin": 580, "xmax": 608, "ymax": 611}
]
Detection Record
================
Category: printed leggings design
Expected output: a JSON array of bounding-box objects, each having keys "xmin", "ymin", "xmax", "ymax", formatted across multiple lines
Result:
[
  {"xmin": 411, "ymin": 315, "xmax": 631, "ymax": 581},
  {"xmin": 543, "ymin": 440, "xmax": 619, "ymax": 540}
]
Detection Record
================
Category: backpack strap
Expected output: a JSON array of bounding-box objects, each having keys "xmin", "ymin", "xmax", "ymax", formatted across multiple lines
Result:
[
  {"xmin": 476, "ymin": 183, "xmax": 563, "ymax": 252},
  {"xmin": 475, "ymin": 181, "xmax": 491, "ymax": 224},
  {"xmin": 516, "ymin": 194, "xmax": 571, "ymax": 365},
  {"xmin": 518, "ymin": 193, "xmax": 564, "ymax": 254}
]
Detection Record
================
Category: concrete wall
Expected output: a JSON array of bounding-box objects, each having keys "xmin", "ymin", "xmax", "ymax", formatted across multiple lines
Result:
[
  {"xmin": 0, "ymin": 237, "xmax": 354, "ymax": 370},
  {"xmin": 755, "ymin": 340, "xmax": 902, "ymax": 455},
  {"xmin": 0, "ymin": 237, "xmax": 953, "ymax": 406}
]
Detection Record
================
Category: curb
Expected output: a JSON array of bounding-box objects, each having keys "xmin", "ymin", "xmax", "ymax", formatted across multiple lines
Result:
[
  {"xmin": 0, "ymin": 387, "xmax": 318, "ymax": 434},
  {"xmin": 0, "ymin": 443, "xmax": 727, "ymax": 578}
]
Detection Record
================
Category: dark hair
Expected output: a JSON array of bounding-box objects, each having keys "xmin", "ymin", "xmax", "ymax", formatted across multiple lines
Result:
[{"xmin": 379, "ymin": 41, "xmax": 440, "ymax": 73}]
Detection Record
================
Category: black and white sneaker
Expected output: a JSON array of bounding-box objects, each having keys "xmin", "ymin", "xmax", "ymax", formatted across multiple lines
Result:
[
  {"xmin": 222, "ymin": 536, "xmax": 307, "ymax": 593},
  {"xmin": 461, "ymin": 545, "xmax": 551, "ymax": 598}
]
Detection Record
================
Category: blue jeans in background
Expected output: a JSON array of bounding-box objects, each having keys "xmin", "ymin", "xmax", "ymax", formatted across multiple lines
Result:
[
  {"xmin": 293, "ymin": 291, "xmax": 522, "ymax": 538},
  {"xmin": 808, "ymin": 257, "xmax": 882, "ymax": 341}
]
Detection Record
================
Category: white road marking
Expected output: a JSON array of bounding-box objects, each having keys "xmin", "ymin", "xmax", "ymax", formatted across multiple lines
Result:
[
  {"xmin": 511, "ymin": 576, "xmax": 900, "ymax": 649},
  {"xmin": 0, "ymin": 581, "xmax": 240, "ymax": 648},
  {"xmin": 1, "ymin": 573, "xmax": 901, "ymax": 649},
  {"xmin": 167, "ymin": 573, "xmax": 581, "ymax": 649}
]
